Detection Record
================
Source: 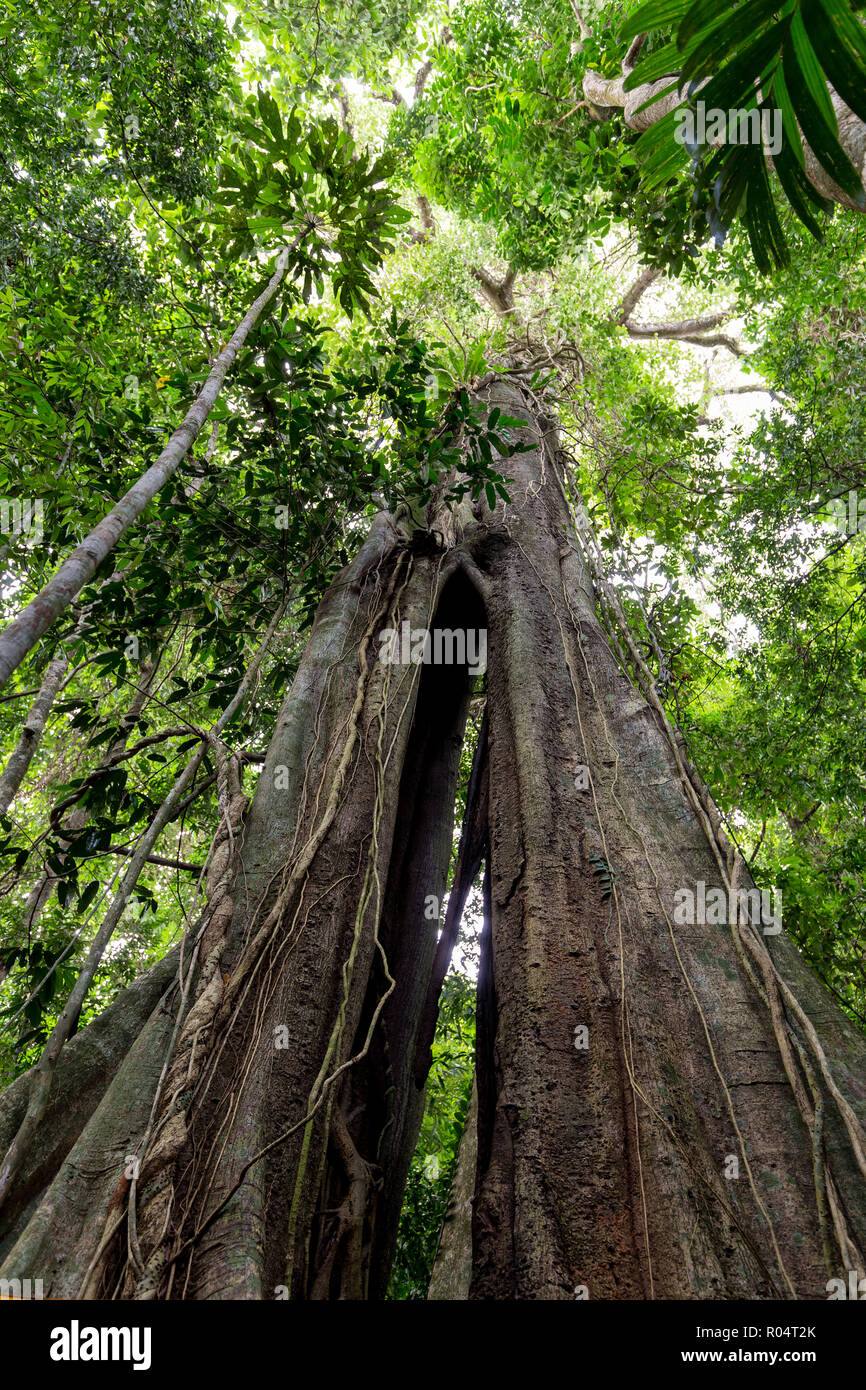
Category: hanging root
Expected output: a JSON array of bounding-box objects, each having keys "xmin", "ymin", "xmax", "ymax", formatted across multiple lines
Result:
[
  {"xmin": 309, "ymin": 1105, "xmax": 373, "ymax": 1300},
  {"xmin": 105, "ymin": 549, "xmax": 416, "ymax": 1299}
]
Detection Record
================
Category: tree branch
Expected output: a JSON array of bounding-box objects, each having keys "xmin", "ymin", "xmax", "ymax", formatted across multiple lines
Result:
[
  {"xmin": 567, "ymin": 0, "xmax": 591, "ymax": 40},
  {"xmin": 627, "ymin": 310, "xmax": 735, "ymax": 336},
  {"xmin": 623, "ymin": 33, "xmax": 648, "ymax": 72},
  {"xmin": 614, "ymin": 266, "xmax": 661, "ymax": 325},
  {"xmin": 471, "ymin": 265, "xmax": 518, "ymax": 318},
  {"xmin": 371, "ymin": 88, "xmax": 405, "ymax": 107},
  {"xmin": 335, "ymin": 81, "xmax": 354, "ymax": 140},
  {"xmin": 639, "ymin": 330, "xmax": 744, "ymax": 355},
  {"xmin": 616, "ymin": 267, "xmax": 742, "ymax": 355},
  {"xmin": 110, "ymin": 848, "xmax": 203, "ymax": 874},
  {"xmin": 413, "ymin": 59, "xmax": 434, "ymax": 103}
]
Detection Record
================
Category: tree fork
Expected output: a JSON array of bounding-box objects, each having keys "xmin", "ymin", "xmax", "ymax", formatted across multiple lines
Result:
[{"xmin": 1, "ymin": 382, "xmax": 865, "ymax": 1299}]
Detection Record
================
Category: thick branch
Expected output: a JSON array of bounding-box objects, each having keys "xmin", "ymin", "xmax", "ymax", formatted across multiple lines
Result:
[
  {"xmin": 471, "ymin": 265, "xmax": 518, "ymax": 318},
  {"xmin": 623, "ymin": 33, "xmax": 648, "ymax": 72},
  {"xmin": 717, "ymin": 382, "xmax": 782, "ymax": 401},
  {"xmin": 617, "ymin": 268, "xmax": 741, "ymax": 355},
  {"xmin": 372, "ymin": 89, "xmax": 405, "ymax": 107},
  {"xmin": 665, "ymin": 331, "xmax": 743, "ymax": 355},
  {"xmin": 413, "ymin": 59, "xmax": 434, "ymax": 103},
  {"xmin": 335, "ymin": 82, "xmax": 354, "ymax": 140},
  {"xmin": 417, "ymin": 195, "xmax": 435, "ymax": 233},
  {"xmin": 614, "ymin": 266, "xmax": 661, "ymax": 325},
  {"xmin": 408, "ymin": 194, "xmax": 436, "ymax": 244}
]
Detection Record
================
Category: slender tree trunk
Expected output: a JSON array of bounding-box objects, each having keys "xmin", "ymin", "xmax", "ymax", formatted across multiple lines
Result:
[
  {"xmin": 0, "ymin": 380, "xmax": 864, "ymax": 1300},
  {"xmin": 20, "ymin": 653, "xmax": 162, "ymax": 930},
  {"xmin": 0, "ymin": 606, "xmax": 93, "ymax": 814},
  {"xmin": 0, "ymin": 649, "xmax": 71, "ymax": 815},
  {"xmin": 0, "ymin": 240, "xmax": 301, "ymax": 691}
]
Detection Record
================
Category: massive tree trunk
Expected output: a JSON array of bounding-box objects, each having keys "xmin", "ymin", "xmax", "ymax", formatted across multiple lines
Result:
[
  {"xmin": 468, "ymin": 384, "xmax": 866, "ymax": 1299},
  {"xmin": 0, "ymin": 505, "xmax": 483, "ymax": 1298},
  {"xmin": 1, "ymin": 378, "xmax": 864, "ymax": 1299}
]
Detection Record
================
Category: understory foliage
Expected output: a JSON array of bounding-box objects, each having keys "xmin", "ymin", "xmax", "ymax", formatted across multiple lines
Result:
[
  {"xmin": 389, "ymin": 968, "xmax": 475, "ymax": 1299},
  {"xmin": 1, "ymin": 0, "xmax": 866, "ymax": 1297}
]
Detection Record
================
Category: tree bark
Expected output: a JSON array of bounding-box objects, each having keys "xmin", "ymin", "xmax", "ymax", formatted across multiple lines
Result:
[
  {"xmin": 468, "ymin": 380, "xmax": 866, "ymax": 1298},
  {"xmin": 109, "ymin": 512, "xmax": 478, "ymax": 1300},
  {"xmin": 0, "ymin": 648, "xmax": 71, "ymax": 815},
  {"xmin": 0, "ymin": 947, "xmax": 180, "ymax": 1268}
]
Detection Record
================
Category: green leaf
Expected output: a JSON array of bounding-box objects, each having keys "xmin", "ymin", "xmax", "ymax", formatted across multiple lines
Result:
[
  {"xmin": 682, "ymin": 19, "xmax": 788, "ymax": 105},
  {"xmin": 783, "ymin": 13, "xmax": 864, "ymax": 198},
  {"xmin": 622, "ymin": 0, "xmax": 692, "ymax": 42},
  {"xmin": 625, "ymin": 43, "xmax": 684, "ymax": 92},
  {"xmin": 678, "ymin": 0, "xmax": 780, "ymax": 48},
  {"xmin": 789, "ymin": 6, "xmax": 838, "ymax": 130},
  {"xmin": 801, "ymin": 0, "xmax": 866, "ymax": 125},
  {"xmin": 742, "ymin": 146, "xmax": 790, "ymax": 270},
  {"xmin": 78, "ymin": 880, "xmax": 100, "ymax": 913},
  {"xmin": 635, "ymin": 107, "xmax": 689, "ymax": 189},
  {"xmin": 257, "ymin": 89, "xmax": 284, "ymax": 146},
  {"xmin": 772, "ymin": 141, "xmax": 830, "ymax": 234}
]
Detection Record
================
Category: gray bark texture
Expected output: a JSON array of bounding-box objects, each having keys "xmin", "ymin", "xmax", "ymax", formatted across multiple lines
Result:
[{"xmin": 0, "ymin": 648, "xmax": 70, "ymax": 815}]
